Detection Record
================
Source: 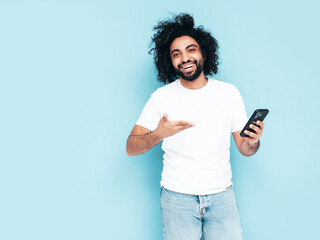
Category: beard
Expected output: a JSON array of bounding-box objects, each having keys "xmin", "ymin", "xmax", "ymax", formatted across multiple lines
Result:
[{"xmin": 174, "ymin": 59, "xmax": 204, "ymax": 81}]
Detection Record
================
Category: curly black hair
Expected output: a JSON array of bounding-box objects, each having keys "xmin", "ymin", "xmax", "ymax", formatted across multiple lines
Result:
[{"xmin": 149, "ymin": 13, "xmax": 219, "ymax": 84}]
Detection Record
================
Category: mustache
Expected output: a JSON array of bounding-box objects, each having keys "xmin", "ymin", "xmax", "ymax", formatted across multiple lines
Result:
[{"xmin": 178, "ymin": 60, "xmax": 197, "ymax": 69}]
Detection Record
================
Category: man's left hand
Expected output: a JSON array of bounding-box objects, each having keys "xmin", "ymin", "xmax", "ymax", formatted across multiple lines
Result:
[{"xmin": 243, "ymin": 120, "xmax": 265, "ymax": 144}]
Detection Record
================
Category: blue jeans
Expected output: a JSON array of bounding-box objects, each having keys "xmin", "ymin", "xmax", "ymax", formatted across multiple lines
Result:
[{"xmin": 160, "ymin": 186, "xmax": 243, "ymax": 240}]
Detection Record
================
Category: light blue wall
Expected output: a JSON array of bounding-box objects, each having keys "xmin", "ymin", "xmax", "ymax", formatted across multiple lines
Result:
[{"xmin": 0, "ymin": 0, "xmax": 319, "ymax": 239}]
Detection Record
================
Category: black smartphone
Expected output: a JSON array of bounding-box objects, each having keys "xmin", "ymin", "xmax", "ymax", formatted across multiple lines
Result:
[{"xmin": 240, "ymin": 109, "xmax": 269, "ymax": 137}]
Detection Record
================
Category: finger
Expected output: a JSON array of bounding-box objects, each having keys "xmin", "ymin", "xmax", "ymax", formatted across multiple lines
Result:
[
  {"xmin": 256, "ymin": 121, "xmax": 265, "ymax": 130},
  {"xmin": 174, "ymin": 120, "xmax": 195, "ymax": 127},
  {"xmin": 245, "ymin": 130, "xmax": 261, "ymax": 141},
  {"xmin": 244, "ymin": 130, "xmax": 259, "ymax": 139},
  {"xmin": 249, "ymin": 124, "xmax": 262, "ymax": 135},
  {"xmin": 175, "ymin": 125, "xmax": 193, "ymax": 132},
  {"xmin": 163, "ymin": 113, "xmax": 168, "ymax": 119}
]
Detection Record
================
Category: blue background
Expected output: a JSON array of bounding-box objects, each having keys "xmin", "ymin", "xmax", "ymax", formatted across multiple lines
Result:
[{"xmin": 0, "ymin": 0, "xmax": 319, "ymax": 239}]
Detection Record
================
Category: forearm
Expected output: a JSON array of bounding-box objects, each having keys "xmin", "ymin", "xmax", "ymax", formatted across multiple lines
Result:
[
  {"xmin": 126, "ymin": 129, "xmax": 163, "ymax": 156},
  {"xmin": 239, "ymin": 140, "xmax": 260, "ymax": 157}
]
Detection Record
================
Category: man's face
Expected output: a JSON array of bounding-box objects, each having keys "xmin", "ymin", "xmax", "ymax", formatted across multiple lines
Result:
[{"xmin": 169, "ymin": 35, "xmax": 204, "ymax": 81}]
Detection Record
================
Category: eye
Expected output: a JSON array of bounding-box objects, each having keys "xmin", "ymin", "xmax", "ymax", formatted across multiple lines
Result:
[
  {"xmin": 189, "ymin": 48, "xmax": 196, "ymax": 52},
  {"xmin": 172, "ymin": 52, "xmax": 180, "ymax": 58}
]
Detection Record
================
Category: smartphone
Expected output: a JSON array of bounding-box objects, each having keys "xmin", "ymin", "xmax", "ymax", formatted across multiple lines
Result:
[{"xmin": 240, "ymin": 109, "xmax": 269, "ymax": 137}]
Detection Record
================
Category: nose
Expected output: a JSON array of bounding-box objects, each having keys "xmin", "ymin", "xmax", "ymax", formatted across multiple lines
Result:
[{"xmin": 181, "ymin": 52, "xmax": 190, "ymax": 64}]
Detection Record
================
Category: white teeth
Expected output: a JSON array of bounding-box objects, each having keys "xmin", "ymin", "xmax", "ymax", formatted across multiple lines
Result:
[{"xmin": 183, "ymin": 64, "xmax": 193, "ymax": 69}]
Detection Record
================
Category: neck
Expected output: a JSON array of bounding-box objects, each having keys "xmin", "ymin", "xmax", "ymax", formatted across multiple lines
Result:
[{"xmin": 180, "ymin": 72, "xmax": 208, "ymax": 90}]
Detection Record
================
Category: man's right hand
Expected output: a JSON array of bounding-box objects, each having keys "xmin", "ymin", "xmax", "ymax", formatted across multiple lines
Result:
[
  {"xmin": 126, "ymin": 113, "xmax": 194, "ymax": 156},
  {"xmin": 155, "ymin": 113, "xmax": 195, "ymax": 139}
]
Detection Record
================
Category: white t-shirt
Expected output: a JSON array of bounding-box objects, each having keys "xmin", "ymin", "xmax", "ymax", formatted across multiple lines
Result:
[{"xmin": 136, "ymin": 78, "xmax": 248, "ymax": 195}]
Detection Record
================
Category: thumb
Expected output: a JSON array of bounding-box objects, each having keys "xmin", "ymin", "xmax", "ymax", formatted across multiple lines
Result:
[{"xmin": 163, "ymin": 113, "xmax": 168, "ymax": 119}]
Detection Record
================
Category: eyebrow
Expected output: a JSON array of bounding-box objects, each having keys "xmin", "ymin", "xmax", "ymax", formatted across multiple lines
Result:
[{"xmin": 171, "ymin": 44, "xmax": 199, "ymax": 54}]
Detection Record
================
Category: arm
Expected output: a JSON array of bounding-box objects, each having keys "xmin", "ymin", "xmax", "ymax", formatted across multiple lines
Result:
[
  {"xmin": 126, "ymin": 125, "xmax": 161, "ymax": 156},
  {"xmin": 232, "ymin": 120, "xmax": 265, "ymax": 157},
  {"xmin": 126, "ymin": 113, "xmax": 194, "ymax": 156}
]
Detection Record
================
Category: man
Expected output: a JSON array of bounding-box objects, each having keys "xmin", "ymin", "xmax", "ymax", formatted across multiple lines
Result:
[{"xmin": 126, "ymin": 13, "xmax": 265, "ymax": 240}]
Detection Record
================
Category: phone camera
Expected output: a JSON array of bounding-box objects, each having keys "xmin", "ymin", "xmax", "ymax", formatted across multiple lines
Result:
[{"xmin": 255, "ymin": 112, "xmax": 262, "ymax": 119}]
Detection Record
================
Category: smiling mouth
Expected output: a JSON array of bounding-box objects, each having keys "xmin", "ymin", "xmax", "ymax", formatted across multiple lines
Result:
[{"xmin": 182, "ymin": 64, "xmax": 194, "ymax": 69}]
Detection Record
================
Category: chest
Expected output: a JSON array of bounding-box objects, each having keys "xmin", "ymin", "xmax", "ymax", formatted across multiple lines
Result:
[{"xmin": 162, "ymin": 91, "xmax": 234, "ymax": 130}]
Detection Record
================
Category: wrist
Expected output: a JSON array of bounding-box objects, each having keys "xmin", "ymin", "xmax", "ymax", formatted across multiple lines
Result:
[
  {"xmin": 154, "ymin": 128, "xmax": 165, "ymax": 141},
  {"xmin": 247, "ymin": 139, "xmax": 260, "ymax": 147}
]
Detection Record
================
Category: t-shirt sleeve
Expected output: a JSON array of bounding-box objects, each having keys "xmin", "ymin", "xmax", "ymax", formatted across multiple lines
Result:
[
  {"xmin": 231, "ymin": 86, "xmax": 248, "ymax": 133},
  {"xmin": 136, "ymin": 91, "xmax": 162, "ymax": 131}
]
